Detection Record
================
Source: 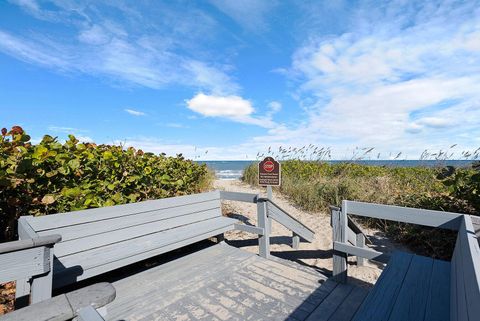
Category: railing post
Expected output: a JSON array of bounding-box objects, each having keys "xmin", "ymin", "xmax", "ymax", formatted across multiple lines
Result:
[
  {"xmin": 332, "ymin": 201, "xmax": 348, "ymax": 283},
  {"xmin": 356, "ymin": 233, "xmax": 365, "ymax": 266},
  {"xmin": 257, "ymin": 200, "xmax": 270, "ymax": 258}
]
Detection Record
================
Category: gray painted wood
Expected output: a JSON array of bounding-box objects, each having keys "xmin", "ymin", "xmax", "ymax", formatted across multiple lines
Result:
[
  {"xmin": 388, "ymin": 254, "xmax": 434, "ymax": 321},
  {"xmin": 424, "ymin": 259, "xmax": 450, "ymax": 321},
  {"xmin": 54, "ymin": 218, "xmax": 236, "ymax": 288},
  {"xmin": 38, "ymin": 200, "xmax": 220, "ymax": 241},
  {"xmin": 0, "ymin": 246, "xmax": 49, "ymax": 284},
  {"xmin": 27, "ymin": 190, "xmax": 221, "ymax": 231},
  {"xmin": 76, "ymin": 306, "xmax": 105, "ymax": 321},
  {"xmin": 352, "ymin": 252, "xmax": 413, "ymax": 321},
  {"xmin": 305, "ymin": 283, "xmax": 354, "ymax": 321},
  {"xmin": 355, "ymin": 233, "xmax": 365, "ymax": 266},
  {"xmin": 105, "ymin": 243, "xmax": 355, "ymax": 321},
  {"xmin": 451, "ymin": 215, "xmax": 480, "ymax": 321},
  {"xmin": 332, "ymin": 207, "xmax": 347, "ymax": 283},
  {"xmin": 17, "ymin": 217, "xmax": 39, "ymax": 239},
  {"xmin": 345, "ymin": 200, "xmax": 463, "ymax": 230},
  {"xmin": 30, "ymin": 246, "xmax": 54, "ymax": 304},
  {"xmin": 15, "ymin": 217, "xmax": 37, "ymax": 307},
  {"xmin": 54, "ymin": 208, "xmax": 221, "ymax": 257},
  {"xmin": 292, "ymin": 232, "xmax": 300, "ymax": 249},
  {"xmin": 257, "ymin": 200, "xmax": 270, "ymax": 258},
  {"xmin": 328, "ymin": 286, "xmax": 368, "ymax": 321},
  {"xmin": 0, "ymin": 235, "xmax": 61, "ymax": 254},
  {"xmin": 266, "ymin": 201, "xmax": 315, "ymax": 243},
  {"xmin": 333, "ymin": 242, "xmax": 390, "ymax": 264},
  {"xmin": 220, "ymin": 191, "xmax": 258, "ymax": 203},
  {"xmin": 234, "ymin": 223, "xmax": 264, "ymax": 235},
  {"xmin": 0, "ymin": 283, "xmax": 115, "ymax": 321}
]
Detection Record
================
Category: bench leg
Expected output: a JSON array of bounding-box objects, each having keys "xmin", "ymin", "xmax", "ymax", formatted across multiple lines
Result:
[
  {"xmin": 292, "ymin": 232, "xmax": 300, "ymax": 249},
  {"xmin": 356, "ymin": 233, "xmax": 365, "ymax": 266},
  {"xmin": 215, "ymin": 233, "xmax": 225, "ymax": 243},
  {"xmin": 15, "ymin": 278, "xmax": 30, "ymax": 309},
  {"xmin": 30, "ymin": 247, "xmax": 53, "ymax": 304}
]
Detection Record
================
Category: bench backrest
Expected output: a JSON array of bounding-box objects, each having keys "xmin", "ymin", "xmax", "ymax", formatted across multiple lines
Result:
[
  {"xmin": 450, "ymin": 215, "xmax": 480, "ymax": 321},
  {"xmin": 19, "ymin": 190, "xmax": 236, "ymax": 289}
]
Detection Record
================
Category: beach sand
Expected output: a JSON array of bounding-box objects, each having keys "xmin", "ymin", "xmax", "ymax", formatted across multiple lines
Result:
[{"xmin": 215, "ymin": 179, "xmax": 408, "ymax": 288}]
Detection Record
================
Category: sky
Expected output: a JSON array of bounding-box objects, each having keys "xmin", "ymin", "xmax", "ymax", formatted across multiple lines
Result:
[{"xmin": 0, "ymin": 0, "xmax": 479, "ymax": 160}]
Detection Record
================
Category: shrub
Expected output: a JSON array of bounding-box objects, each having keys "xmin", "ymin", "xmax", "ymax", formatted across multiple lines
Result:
[
  {"xmin": 0, "ymin": 126, "xmax": 213, "ymax": 241},
  {"xmin": 242, "ymin": 159, "xmax": 478, "ymax": 259}
]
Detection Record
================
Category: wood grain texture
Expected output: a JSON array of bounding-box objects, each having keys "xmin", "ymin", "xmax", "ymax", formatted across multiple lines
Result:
[{"xmin": 332, "ymin": 207, "xmax": 347, "ymax": 283}]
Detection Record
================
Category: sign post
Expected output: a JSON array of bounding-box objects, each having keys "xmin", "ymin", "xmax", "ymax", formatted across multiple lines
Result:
[{"xmin": 258, "ymin": 157, "xmax": 281, "ymax": 250}]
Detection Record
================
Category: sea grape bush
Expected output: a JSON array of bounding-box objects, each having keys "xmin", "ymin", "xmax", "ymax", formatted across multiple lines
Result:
[{"xmin": 0, "ymin": 126, "xmax": 212, "ymax": 241}]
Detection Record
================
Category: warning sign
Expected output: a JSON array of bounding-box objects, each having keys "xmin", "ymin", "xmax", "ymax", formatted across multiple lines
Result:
[{"xmin": 258, "ymin": 157, "xmax": 281, "ymax": 186}]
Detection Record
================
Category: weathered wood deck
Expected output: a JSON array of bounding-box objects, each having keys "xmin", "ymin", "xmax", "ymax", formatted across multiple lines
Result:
[{"xmin": 105, "ymin": 243, "xmax": 368, "ymax": 321}]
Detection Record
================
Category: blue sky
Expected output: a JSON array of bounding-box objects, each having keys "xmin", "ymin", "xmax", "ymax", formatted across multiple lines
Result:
[{"xmin": 0, "ymin": 0, "xmax": 479, "ymax": 160}]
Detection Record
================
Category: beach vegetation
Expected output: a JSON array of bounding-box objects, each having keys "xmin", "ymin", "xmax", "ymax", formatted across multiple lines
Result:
[{"xmin": 0, "ymin": 126, "xmax": 213, "ymax": 241}]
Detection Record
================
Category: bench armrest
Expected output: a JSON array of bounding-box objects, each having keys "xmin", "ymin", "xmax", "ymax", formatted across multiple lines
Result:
[
  {"xmin": 0, "ymin": 235, "xmax": 62, "ymax": 254},
  {"xmin": 0, "ymin": 283, "xmax": 116, "ymax": 321}
]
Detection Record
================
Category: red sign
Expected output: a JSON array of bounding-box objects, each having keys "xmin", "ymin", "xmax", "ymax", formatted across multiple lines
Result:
[
  {"xmin": 258, "ymin": 157, "xmax": 281, "ymax": 186},
  {"xmin": 263, "ymin": 161, "xmax": 274, "ymax": 172}
]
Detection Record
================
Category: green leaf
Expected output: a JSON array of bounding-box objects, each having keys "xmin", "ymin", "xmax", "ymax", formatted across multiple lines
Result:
[
  {"xmin": 103, "ymin": 151, "xmax": 113, "ymax": 160},
  {"xmin": 144, "ymin": 166, "xmax": 152, "ymax": 174}
]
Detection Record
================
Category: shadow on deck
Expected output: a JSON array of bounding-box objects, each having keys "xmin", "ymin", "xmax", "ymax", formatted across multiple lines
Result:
[{"xmin": 88, "ymin": 241, "xmax": 370, "ymax": 321}]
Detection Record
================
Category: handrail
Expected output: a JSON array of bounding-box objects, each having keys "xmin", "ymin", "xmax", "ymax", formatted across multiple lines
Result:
[
  {"xmin": 331, "ymin": 200, "xmax": 478, "ymax": 285},
  {"xmin": 0, "ymin": 234, "xmax": 61, "ymax": 254},
  {"xmin": 221, "ymin": 191, "xmax": 315, "ymax": 258},
  {"xmin": 261, "ymin": 198, "xmax": 315, "ymax": 243}
]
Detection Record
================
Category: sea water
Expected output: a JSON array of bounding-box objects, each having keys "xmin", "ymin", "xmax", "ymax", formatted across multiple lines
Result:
[{"xmin": 197, "ymin": 160, "xmax": 475, "ymax": 180}]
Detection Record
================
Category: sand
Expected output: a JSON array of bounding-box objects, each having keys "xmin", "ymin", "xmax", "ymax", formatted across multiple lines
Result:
[{"xmin": 215, "ymin": 179, "xmax": 406, "ymax": 288}]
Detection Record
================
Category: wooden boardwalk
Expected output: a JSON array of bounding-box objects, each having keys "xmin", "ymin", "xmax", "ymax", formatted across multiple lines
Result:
[{"xmin": 105, "ymin": 243, "xmax": 368, "ymax": 321}]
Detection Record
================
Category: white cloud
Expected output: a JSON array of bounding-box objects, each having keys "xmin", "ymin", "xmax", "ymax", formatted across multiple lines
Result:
[
  {"xmin": 186, "ymin": 93, "xmax": 253, "ymax": 117},
  {"xmin": 125, "ymin": 108, "xmax": 146, "ymax": 116},
  {"xmin": 208, "ymin": 0, "xmax": 277, "ymax": 32},
  {"xmin": 1, "ymin": 1, "xmax": 239, "ymax": 94},
  {"xmin": 259, "ymin": 0, "xmax": 480, "ymax": 157},
  {"xmin": 186, "ymin": 93, "xmax": 276, "ymax": 128}
]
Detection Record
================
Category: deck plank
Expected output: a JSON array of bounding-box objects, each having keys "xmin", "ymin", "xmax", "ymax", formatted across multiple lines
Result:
[
  {"xmin": 388, "ymin": 255, "xmax": 434, "ymax": 321},
  {"xmin": 105, "ymin": 243, "xmax": 366, "ymax": 321},
  {"xmin": 352, "ymin": 252, "xmax": 413, "ymax": 321},
  {"xmin": 424, "ymin": 259, "xmax": 450, "ymax": 321},
  {"xmin": 327, "ymin": 286, "xmax": 369, "ymax": 321},
  {"xmin": 305, "ymin": 283, "xmax": 354, "ymax": 321}
]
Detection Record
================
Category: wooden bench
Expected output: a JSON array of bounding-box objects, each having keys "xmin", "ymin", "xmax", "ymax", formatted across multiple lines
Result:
[
  {"xmin": 331, "ymin": 201, "xmax": 480, "ymax": 321},
  {"xmin": 16, "ymin": 190, "xmax": 238, "ymax": 303}
]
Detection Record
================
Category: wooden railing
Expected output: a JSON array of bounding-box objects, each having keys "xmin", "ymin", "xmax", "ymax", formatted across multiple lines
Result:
[
  {"xmin": 331, "ymin": 200, "xmax": 465, "ymax": 283},
  {"xmin": 220, "ymin": 191, "xmax": 315, "ymax": 259},
  {"xmin": 330, "ymin": 200, "xmax": 480, "ymax": 319}
]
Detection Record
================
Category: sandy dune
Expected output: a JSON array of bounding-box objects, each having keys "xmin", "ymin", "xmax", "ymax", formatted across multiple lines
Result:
[{"xmin": 215, "ymin": 179, "xmax": 405, "ymax": 288}]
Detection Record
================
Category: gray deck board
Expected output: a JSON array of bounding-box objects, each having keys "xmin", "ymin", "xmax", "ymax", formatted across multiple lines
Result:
[
  {"xmin": 105, "ymin": 243, "xmax": 366, "ymax": 321},
  {"xmin": 388, "ymin": 255, "xmax": 434, "ymax": 321},
  {"xmin": 424, "ymin": 259, "xmax": 450, "ymax": 321}
]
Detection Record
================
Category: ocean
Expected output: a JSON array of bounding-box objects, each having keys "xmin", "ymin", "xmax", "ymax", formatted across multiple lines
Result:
[{"xmin": 197, "ymin": 160, "xmax": 475, "ymax": 180}]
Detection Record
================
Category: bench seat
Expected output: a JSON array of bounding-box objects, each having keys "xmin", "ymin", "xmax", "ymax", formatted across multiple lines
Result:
[
  {"xmin": 353, "ymin": 251, "xmax": 450, "ymax": 321},
  {"xmin": 19, "ymin": 191, "xmax": 238, "ymax": 289}
]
